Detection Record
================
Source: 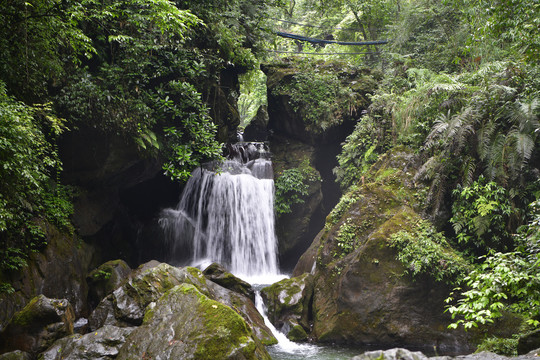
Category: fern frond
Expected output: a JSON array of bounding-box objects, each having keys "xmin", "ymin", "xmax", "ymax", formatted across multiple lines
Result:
[
  {"xmin": 425, "ymin": 111, "xmax": 450, "ymax": 149},
  {"xmin": 477, "ymin": 120, "xmax": 496, "ymax": 161},
  {"xmin": 461, "ymin": 156, "xmax": 476, "ymax": 187},
  {"xmin": 512, "ymin": 130, "xmax": 535, "ymax": 166}
]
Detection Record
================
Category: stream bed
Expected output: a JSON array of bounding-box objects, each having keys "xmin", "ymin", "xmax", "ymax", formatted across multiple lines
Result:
[{"xmin": 268, "ymin": 343, "xmax": 363, "ymax": 360}]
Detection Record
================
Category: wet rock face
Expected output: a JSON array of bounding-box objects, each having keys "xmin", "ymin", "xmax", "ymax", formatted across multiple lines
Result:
[
  {"xmin": 0, "ymin": 351, "xmax": 31, "ymax": 360},
  {"xmin": 203, "ymin": 263, "xmax": 255, "ymax": 301},
  {"xmin": 519, "ymin": 330, "xmax": 540, "ymax": 355},
  {"xmin": 86, "ymin": 259, "xmax": 131, "ymax": 309},
  {"xmin": 292, "ymin": 149, "xmax": 473, "ymax": 353},
  {"xmin": 263, "ymin": 61, "xmax": 379, "ymax": 269},
  {"xmin": 260, "ymin": 273, "xmax": 313, "ymax": 341},
  {"xmin": 116, "ymin": 284, "xmax": 270, "ymax": 360},
  {"xmin": 0, "ymin": 225, "xmax": 91, "ymax": 331},
  {"xmin": 243, "ymin": 105, "xmax": 270, "ymax": 142},
  {"xmin": 40, "ymin": 325, "xmax": 136, "ymax": 360},
  {"xmin": 84, "ymin": 261, "xmax": 275, "ymax": 358},
  {"xmin": 0, "ymin": 295, "xmax": 75, "ymax": 355},
  {"xmin": 271, "ymin": 135, "xmax": 325, "ymax": 270}
]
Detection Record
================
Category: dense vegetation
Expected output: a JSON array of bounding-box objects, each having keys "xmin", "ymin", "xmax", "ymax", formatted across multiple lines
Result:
[
  {"xmin": 278, "ymin": 0, "xmax": 539, "ymax": 353},
  {"xmin": 1, "ymin": 0, "xmax": 539, "ymax": 354},
  {"xmin": 0, "ymin": 0, "xmax": 282, "ymax": 291}
]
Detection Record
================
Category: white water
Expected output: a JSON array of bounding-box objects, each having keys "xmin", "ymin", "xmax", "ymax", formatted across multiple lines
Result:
[
  {"xmin": 254, "ymin": 292, "xmax": 319, "ymax": 356},
  {"xmin": 159, "ymin": 146, "xmax": 280, "ymax": 280}
]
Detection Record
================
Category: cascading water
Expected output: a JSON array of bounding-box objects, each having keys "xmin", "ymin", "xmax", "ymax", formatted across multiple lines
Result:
[{"xmin": 159, "ymin": 142, "xmax": 279, "ymax": 280}]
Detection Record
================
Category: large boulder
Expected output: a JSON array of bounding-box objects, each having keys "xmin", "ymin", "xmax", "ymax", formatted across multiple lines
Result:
[
  {"xmin": 39, "ymin": 325, "xmax": 135, "ymax": 360},
  {"xmin": 293, "ymin": 149, "xmax": 473, "ymax": 354},
  {"xmin": 0, "ymin": 225, "xmax": 92, "ymax": 331},
  {"xmin": 0, "ymin": 295, "xmax": 74, "ymax": 355},
  {"xmin": 518, "ymin": 330, "xmax": 540, "ymax": 355},
  {"xmin": 86, "ymin": 259, "xmax": 131, "ymax": 309},
  {"xmin": 203, "ymin": 263, "xmax": 255, "ymax": 301},
  {"xmin": 116, "ymin": 284, "xmax": 271, "ymax": 360},
  {"xmin": 89, "ymin": 262, "xmax": 208, "ymax": 328},
  {"xmin": 87, "ymin": 261, "xmax": 276, "ymax": 347},
  {"xmin": 260, "ymin": 273, "xmax": 313, "ymax": 341}
]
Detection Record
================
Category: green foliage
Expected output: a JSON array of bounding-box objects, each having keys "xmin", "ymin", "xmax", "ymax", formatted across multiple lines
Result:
[
  {"xmin": 386, "ymin": 0, "xmax": 470, "ymax": 72},
  {"xmin": 389, "ymin": 220, "xmax": 470, "ymax": 284},
  {"xmin": 450, "ymin": 176, "xmax": 514, "ymax": 256},
  {"xmin": 238, "ymin": 69, "xmax": 268, "ymax": 127},
  {"xmin": 334, "ymin": 115, "xmax": 381, "ymax": 190},
  {"xmin": 333, "ymin": 218, "xmax": 359, "ymax": 258},
  {"xmin": 93, "ymin": 269, "xmax": 112, "ymax": 281},
  {"xmin": 0, "ymin": 81, "xmax": 73, "ymax": 280},
  {"xmin": 326, "ymin": 186, "xmax": 360, "ymax": 228},
  {"xmin": 453, "ymin": 0, "xmax": 540, "ymax": 64},
  {"xmin": 273, "ymin": 64, "xmax": 358, "ymax": 133},
  {"xmin": 476, "ymin": 337, "xmax": 519, "ymax": 356},
  {"xmin": 446, "ymin": 200, "xmax": 540, "ymax": 331},
  {"xmin": 446, "ymin": 251, "xmax": 540, "ymax": 330},
  {"xmin": 274, "ymin": 159, "xmax": 320, "ymax": 214}
]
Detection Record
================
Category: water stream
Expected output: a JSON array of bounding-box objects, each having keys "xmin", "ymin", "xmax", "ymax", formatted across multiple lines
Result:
[{"xmin": 159, "ymin": 142, "xmax": 362, "ymax": 359}]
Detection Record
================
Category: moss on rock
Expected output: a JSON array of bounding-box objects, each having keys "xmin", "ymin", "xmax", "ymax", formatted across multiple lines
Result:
[
  {"xmin": 293, "ymin": 148, "xmax": 474, "ymax": 353},
  {"xmin": 117, "ymin": 284, "xmax": 270, "ymax": 360}
]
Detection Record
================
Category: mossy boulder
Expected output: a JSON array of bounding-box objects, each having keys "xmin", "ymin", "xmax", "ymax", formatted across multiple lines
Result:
[
  {"xmin": 87, "ymin": 261, "xmax": 276, "ymax": 347},
  {"xmin": 260, "ymin": 273, "xmax": 313, "ymax": 341},
  {"xmin": 38, "ymin": 325, "xmax": 135, "ymax": 360},
  {"xmin": 0, "ymin": 351, "xmax": 31, "ymax": 360},
  {"xmin": 89, "ymin": 261, "xmax": 209, "ymax": 328},
  {"xmin": 203, "ymin": 263, "xmax": 255, "ymax": 301},
  {"xmin": 0, "ymin": 225, "xmax": 92, "ymax": 331},
  {"xmin": 293, "ymin": 149, "xmax": 473, "ymax": 353},
  {"xmin": 86, "ymin": 259, "xmax": 131, "ymax": 309},
  {"xmin": 0, "ymin": 295, "xmax": 74, "ymax": 355},
  {"xmin": 116, "ymin": 284, "xmax": 271, "ymax": 360}
]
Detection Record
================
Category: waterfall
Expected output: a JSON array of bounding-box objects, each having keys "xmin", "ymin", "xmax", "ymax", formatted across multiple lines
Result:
[
  {"xmin": 255, "ymin": 291, "xmax": 318, "ymax": 356},
  {"xmin": 159, "ymin": 143, "xmax": 279, "ymax": 280}
]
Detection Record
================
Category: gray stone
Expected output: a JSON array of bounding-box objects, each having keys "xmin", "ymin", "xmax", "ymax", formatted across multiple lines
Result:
[
  {"xmin": 0, "ymin": 295, "xmax": 74, "ymax": 355},
  {"xmin": 352, "ymin": 348, "xmax": 429, "ymax": 360},
  {"xmin": 87, "ymin": 259, "xmax": 131, "ymax": 309},
  {"xmin": 518, "ymin": 329, "xmax": 540, "ymax": 355},
  {"xmin": 116, "ymin": 284, "xmax": 271, "ymax": 360},
  {"xmin": 261, "ymin": 273, "xmax": 312, "ymax": 340},
  {"xmin": 203, "ymin": 262, "xmax": 255, "ymax": 301},
  {"xmin": 0, "ymin": 351, "xmax": 31, "ymax": 360},
  {"xmin": 38, "ymin": 325, "xmax": 135, "ymax": 360}
]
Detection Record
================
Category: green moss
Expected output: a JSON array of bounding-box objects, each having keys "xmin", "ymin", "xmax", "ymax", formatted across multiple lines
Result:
[
  {"xmin": 287, "ymin": 324, "xmax": 308, "ymax": 341},
  {"xmin": 175, "ymin": 285, "xmax": 254, "ymax": 359},
  {"xmin": 11, "ymin": 296, "xmax": 41, "ymax": 327},
  {"xmin": 389, "ymin": 219, "xmax": 470, "ymax": 283}
]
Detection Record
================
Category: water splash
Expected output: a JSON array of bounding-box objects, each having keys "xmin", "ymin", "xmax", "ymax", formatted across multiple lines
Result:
[
  {"xmin": 255, "ymin": 292, "xmax": 319, "ymax": 356},
  {"xmin": 159, "ymin": 143, "xmax": 280, "ymax": 279}
]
